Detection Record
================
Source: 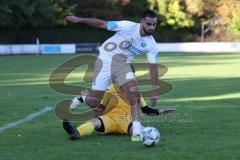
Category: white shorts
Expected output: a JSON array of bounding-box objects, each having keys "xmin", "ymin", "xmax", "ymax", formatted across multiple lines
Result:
[{"xmin": 91, "ymin": 54, "xmax": 135, "ymax": 91}]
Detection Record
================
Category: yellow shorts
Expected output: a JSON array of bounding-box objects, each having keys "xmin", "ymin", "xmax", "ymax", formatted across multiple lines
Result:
[
  {"xmin": 98, "ymin": 112, "xmax": 132, "ymax": 134},
  {"xmin": 98, "ymin": 85, "xmax": 132, "ymax": 134}
]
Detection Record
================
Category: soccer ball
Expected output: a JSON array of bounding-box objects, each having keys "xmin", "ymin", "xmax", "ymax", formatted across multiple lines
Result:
[{"xmin": 140, "ymin": 127, "xmax": 160, "ymax": 147}]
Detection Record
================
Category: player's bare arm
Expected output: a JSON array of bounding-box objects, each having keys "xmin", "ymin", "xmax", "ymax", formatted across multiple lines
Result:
[
  {"xmin": 149, "ymin": 63, "xmax": 158, "ymax": 106},
  {"xmin": 65, "ymin": 16, "xmax": 107, "ymax": 29}
]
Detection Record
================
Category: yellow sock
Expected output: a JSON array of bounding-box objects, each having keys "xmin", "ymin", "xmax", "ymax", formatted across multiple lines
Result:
[{"xmin": 77, "ymin": 122, "xmax": 95, "ymax": 137}]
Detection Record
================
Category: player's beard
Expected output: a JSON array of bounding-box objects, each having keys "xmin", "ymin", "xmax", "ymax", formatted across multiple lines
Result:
[{"xmin": 143, "ymin": 28, "xmax": 154, "ymax": 36}]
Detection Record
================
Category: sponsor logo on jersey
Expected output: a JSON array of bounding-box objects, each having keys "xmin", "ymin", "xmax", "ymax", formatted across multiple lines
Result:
[
  {"xmin": 122, "ymin": 41, "xmax": 143, "ymax": 55},
  {"xmin": 141, "ymin": 42, "xmax": 147, "ymax": 47}
]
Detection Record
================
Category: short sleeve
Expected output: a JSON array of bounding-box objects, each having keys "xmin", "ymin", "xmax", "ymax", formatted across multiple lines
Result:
[{"xmin": 107, "ymin": 21, "xmax": 136, "ymax": 31}]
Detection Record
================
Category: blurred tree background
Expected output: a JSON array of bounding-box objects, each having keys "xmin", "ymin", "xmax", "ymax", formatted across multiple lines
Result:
[{"xmin": 0, "ymin": 0, "xmax": 240, "ymax": 43}]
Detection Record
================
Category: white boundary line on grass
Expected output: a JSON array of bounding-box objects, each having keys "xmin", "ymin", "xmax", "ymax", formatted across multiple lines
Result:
[{"xmin": 0, "ymin": 106, "xmax": 53, "ymax": 133}]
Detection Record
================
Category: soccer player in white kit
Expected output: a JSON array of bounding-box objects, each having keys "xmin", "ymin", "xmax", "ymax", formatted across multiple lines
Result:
[{"xmin": 65, "ymin": 10, "xmax": 159, "ymax": 141}]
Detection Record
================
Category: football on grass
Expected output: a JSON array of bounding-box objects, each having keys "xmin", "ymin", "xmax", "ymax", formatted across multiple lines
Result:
[{"xmin": 140, "ymin": 127, "xmax": 160, "ymax": 147}]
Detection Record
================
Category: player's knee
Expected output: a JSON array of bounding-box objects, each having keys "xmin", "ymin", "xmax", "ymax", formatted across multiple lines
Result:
[
  {"xmin": 85, "ymin": 92, "xmax": 104, "ymax": 108},
  {"xmin": 89, "ymin": 118, "xmax": 102, "ymax": 130},
  {"xmin": 86, "ymin": 97, "xmax": 101, "ymax": 108}
]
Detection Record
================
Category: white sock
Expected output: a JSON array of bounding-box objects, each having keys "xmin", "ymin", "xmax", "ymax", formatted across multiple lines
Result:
[{"xmin": 132, "ymin": 121, "xmax": 141, "ymax": 136}]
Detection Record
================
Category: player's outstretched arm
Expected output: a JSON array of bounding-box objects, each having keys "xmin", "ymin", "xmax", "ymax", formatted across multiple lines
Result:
[
  {"xmin": 141, "ymin": 106, "xmax": 175, "ymax": 116},
  {"xmin": 149, "ymin": 64, "xmax": 158, "ymax": 106},
  {"xmin": 65, "ymin": 16, "xmax": 107, "ymax": 29}
]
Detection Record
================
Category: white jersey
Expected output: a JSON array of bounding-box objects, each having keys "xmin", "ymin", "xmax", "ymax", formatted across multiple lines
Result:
[{"xmin": 98, "ymin": 20, "xmax": 158, "ymax": 63}]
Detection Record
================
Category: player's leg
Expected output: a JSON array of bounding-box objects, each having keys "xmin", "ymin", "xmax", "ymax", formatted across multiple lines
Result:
[
  {"xmin": 76, "ymin": 118, "xmax": 102, "ymax": 136},
  {"xmin": 86, "ymin": 57, "xmax": 112, "ymax": 108},
  {"xmin": 111, "ymin": 55, "xmax": 142, "ymax": 140},
  {"xmin": 63, "ymin": 119, "xmax": 81, "ymax": 140},
  {"xmin": 76, "ymin": 115, "xmax": 129, "ymax": 135},
  {"xmin": 85, "ymin": 90, "xmax": 105, "ymax": 108},
  {"xmin": 70, "ymin": 90, "xmax": 105, "ymax": 110},
  {"xmin": 70, "ymin": 58, "xmax": 111, "ymax": 110},
  {"xmin": 63, "ymin": 118, "xmax": 102, "ymax": 140},
  {"xmin": 120, "ymin": 80, "xmax": 142, "ymax": 140}
]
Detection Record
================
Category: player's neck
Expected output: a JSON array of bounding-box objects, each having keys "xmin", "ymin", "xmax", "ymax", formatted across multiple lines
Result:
[{"xmin": 139, "ymin": 25, "xmax": 148, "ymax": 37}]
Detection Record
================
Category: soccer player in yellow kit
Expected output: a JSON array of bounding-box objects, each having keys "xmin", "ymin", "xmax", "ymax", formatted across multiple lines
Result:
[{"xmin": 63, "ymin": 84, "xmax": 174, "ymax": 141}]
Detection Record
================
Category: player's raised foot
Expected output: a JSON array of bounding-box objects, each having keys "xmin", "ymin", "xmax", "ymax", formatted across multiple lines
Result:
[
  {"xmin": 63, "ymin": 119, "xmax": 80, "ymax": 140},
  {"xmin": 131, "ymin": 135, "xmax": 140, "ymax": 142},
  {"xmin": 70, "ymin": 95, "xmax": 82, "ymax": 110},
  {"xmin": 70, "ymin": 90, "xmax": 89, "ymax": 110}
]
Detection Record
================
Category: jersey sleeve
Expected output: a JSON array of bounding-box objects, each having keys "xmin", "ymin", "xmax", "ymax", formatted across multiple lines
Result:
[
  {"xmin": 107, "ymin": 21, "xmax": 136, "ymax": 31},
  {"xmin": 146, "ymin": 41, "xmax": 158, "ymax": 64}
]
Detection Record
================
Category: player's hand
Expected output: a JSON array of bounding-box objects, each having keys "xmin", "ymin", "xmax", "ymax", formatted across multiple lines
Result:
[
  {"xmin": 158, "ymin": 108, "xmax": 175, "ymax": 115},
  {"xmin": 150, "ymin": 90, "xmax": 158, "ymax": 106},
  {"xmin": 65, "ymin": 16, "xmax": 81, "ymax": 24}
]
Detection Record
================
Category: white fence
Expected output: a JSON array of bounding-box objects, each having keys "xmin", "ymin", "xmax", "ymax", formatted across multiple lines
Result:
[
  {"xmin": 157, "ymin": 42, "xmax": 240, "ymax": 53},
  {"xmin": 0, "ymin": 43, "xmax": 240, "ymax": 55},
  {"xmin": 0, "ymin": 45, "xmax": 40, "ymax": 55},
  {"xmin": 0, "ymin": 44, "xmax": 76, "ymax": 55}
]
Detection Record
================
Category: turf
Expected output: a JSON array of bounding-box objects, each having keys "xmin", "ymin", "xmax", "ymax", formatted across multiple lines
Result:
[{"xmin": 0, "ymin": 53, "xmax": 240, "ymax": 160}]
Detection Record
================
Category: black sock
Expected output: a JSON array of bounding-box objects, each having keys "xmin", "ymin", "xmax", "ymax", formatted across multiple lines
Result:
[{"xmin": 78, "ymin": 97, "xmax": 84, "ymax": 103}]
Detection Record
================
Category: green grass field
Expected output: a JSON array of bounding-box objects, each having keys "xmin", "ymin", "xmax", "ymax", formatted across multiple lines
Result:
[{"xmin": 0, "ymin": 53, "xmax": 240, "ymax": 160}]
